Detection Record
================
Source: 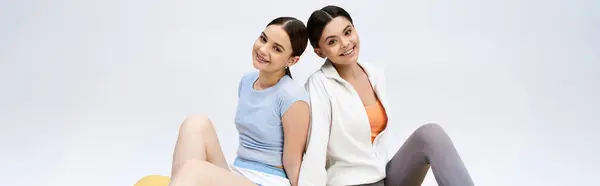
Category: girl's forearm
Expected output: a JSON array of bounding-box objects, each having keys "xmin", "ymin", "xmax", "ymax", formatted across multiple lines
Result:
[{"xmin": 283, "ymin": 157, "xmax": 302, "ymax": 186}]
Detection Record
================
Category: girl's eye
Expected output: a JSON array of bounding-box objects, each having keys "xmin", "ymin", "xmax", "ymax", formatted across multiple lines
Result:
[
  {"xmin": 328, "ymin": 39, "xmax": 337, "ymax": 45},
  {"xmin": 345, "ymin": 29, "xmax": 352, "ymax": 35},
  {"xmin": 260, "ymin": 36, "xmax": 267, "ymax": 42},
  {"xmin": 274, "ymin": 47, "xmax": 282, "ymax": 52}
]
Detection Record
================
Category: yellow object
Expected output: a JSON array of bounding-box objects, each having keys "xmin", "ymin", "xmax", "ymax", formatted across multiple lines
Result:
[{"xmin": 134, "ymin": 175, "xmax": 170, "ymax": 186}]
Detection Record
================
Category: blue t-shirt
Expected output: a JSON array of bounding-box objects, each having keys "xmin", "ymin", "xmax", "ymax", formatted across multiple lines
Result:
[{"xmin": 234, "ymin": 72, "xmax": 309, "ymax": 177}]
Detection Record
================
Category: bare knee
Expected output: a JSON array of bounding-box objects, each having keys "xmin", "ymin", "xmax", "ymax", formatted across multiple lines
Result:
[{"xmin": 179, "ymin": 115, "xmax": 215, "ymax": 134}]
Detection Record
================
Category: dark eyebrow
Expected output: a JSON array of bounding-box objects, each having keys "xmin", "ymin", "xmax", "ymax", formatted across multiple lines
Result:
[
  {"xmin": 273, "ymin": 42, "xmax": 286, "ymax": 51},
  {"xmin": 261, "ymin": 32, "xmax": 267, "ymax": 39},
  {"xmin": 262, "ymin": 32, "xmax": 286, "ymax": 51},
  {"xmin": 324, "ymin": 25, "xmax": 353, "ymax": 41},
  {"xmin": 343, "ymin": 25, "xmax": 352, "ymax": 31}
]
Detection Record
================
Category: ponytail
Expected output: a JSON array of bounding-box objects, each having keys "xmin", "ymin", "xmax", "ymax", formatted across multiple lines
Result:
[{"xmin": 284, "ymin": 67, "xmax": 292, "ymax": 79}]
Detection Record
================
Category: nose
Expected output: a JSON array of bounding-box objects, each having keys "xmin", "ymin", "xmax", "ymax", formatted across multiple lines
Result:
[
  {"xmin": 258, "ymin": 45, "xmax": 268, "ymax": 55},
  {"xmin": 341, "ymin": 37, "xmax": 350, "ymax": 49}
]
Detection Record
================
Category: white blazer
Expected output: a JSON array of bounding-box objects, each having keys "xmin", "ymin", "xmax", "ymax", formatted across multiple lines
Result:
[{"xmin": 298, "ymin": 60, "xmax": 393, "ymax": 186}]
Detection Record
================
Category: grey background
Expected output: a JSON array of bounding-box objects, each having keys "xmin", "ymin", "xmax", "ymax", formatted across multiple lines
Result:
[{"xmin": 1, "ymin": 0, "xmax": 598, "ymax": 186}]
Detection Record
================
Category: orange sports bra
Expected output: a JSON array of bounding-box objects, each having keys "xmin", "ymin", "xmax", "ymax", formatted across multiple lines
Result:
[{"xmin": 365, "ymin": 100, "xmax": 388, "ymax": 143}]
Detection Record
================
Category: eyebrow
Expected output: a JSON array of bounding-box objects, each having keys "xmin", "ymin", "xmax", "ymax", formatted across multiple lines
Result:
[
  {"xmin": 324, "ymin": 25, "xmax": 353, "ymax": 41},
  {"xmin": 262, "ymin": 32, "xmax": 286, "ymax": 51},
  {"xmin": 261, "ymin": 32, "xmax": 268, "ymax": 40}
]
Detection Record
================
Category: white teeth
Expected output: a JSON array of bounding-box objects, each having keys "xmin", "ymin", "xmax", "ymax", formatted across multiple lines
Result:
[
  {"xmin": 343, "ymin": 48, "xmax": 353, "ymax": 56},
  {"xmin": 257, "ymin": 53, "xmax": 268, "ymax": 62}
]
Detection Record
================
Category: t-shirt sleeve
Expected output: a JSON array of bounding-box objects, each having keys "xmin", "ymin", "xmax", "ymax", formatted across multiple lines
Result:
[
  {"xmin": 278, "ymin": 83, "xmax": 310, "ymax": 117},
  {"xmin": 237, "ymin": 72, "xmax": 256, "ymax": 98},
  {"xmin": 238, "ymin": 76, "xmax": 244, "ymax": 98}
]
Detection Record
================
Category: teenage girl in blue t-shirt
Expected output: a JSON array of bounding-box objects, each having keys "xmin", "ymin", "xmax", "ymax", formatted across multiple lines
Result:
[{"xmin": 168, "ymin": 17, "xmax": 310, "ymax": 186}]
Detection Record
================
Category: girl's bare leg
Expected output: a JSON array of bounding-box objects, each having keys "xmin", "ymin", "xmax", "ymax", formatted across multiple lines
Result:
[
  {"xmin": 168, "ymin": 115, "xmax": 255, "ymax": 186},
  {"xmin": 170, "ymin": 115, "xmax": 228, "ymax": 177},
  {"xmin": 170, "ymin": 159, "xmax": 256, "ymax": 186}
]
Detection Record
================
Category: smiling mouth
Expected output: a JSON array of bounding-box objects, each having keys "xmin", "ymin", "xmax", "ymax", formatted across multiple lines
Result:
[
  {"xmin": 256, "ymin": 53, "xmax": 270, "ymax": 63},
  {"xmin": 340, "ymin": 46, "xmax": 355, "ymax": 56}
]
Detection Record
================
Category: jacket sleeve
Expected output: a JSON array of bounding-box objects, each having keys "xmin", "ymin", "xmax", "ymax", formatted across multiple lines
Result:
[{"xmin": 297, "ymin": 74, "xmax": 331, "ymax": 186}]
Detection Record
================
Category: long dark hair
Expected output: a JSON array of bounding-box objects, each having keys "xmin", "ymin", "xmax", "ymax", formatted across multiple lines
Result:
[
  {"xmin": 266, "ymin": 17, "xmax": 309, "ymax": 79},
  {"xmin": 307, "ymin": 5, "xmax": 354, "ymax": 49}
]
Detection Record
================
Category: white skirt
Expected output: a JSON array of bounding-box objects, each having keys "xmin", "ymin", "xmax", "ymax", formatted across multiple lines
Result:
[{"xmin": 230, "ymin": 158, "xmax": 291, "ymax": 186}]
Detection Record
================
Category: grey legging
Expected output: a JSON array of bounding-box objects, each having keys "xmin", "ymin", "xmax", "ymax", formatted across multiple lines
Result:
[{"xmin": 356, "ymin": 123, "xmax": 474, "ymax": 186}]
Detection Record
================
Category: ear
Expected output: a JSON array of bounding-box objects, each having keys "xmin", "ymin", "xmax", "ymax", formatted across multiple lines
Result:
[
  {"xmin": 287, "ymin": 56, "xmax": 300, "ymax": 67},
  {"xmin": 314, "ymin": 48, "xmax": 325, "ymax": 58}
]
